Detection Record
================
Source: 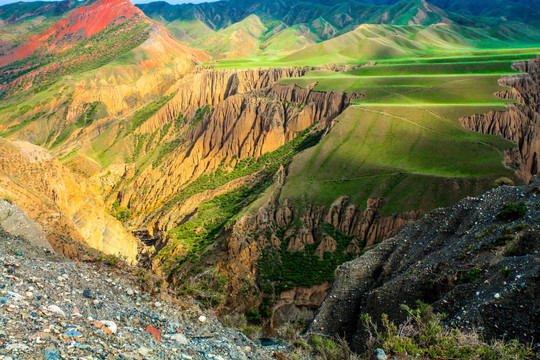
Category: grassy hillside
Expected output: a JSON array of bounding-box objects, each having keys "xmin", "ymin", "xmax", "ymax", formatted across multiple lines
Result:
[
  {"xmin": 276, "ymin": 53, "xmax": 532, "ymax": 214},
  {"xmin": 211, "ymin": 24, "xmax": 540, "ymax": 68}
]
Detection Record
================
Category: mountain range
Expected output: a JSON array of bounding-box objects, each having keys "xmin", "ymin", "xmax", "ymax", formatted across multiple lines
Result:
[{"xmin": 0, "ymin": 0, "xmax": 538, "ymax": 356}]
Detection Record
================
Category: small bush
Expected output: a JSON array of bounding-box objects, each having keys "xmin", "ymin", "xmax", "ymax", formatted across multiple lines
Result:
[
  {"xmin": 246, "ymin": 308, "xmax": 261, "ymax": 323},
  {"xmin": 0, "ymin": 193, "xmax": 13, "ymax": 204},
  {"xmin": 310, "ymin": 335, "xmax": 360, "ymax": 360},
  {"xmin": 135, "ymin": 268, "xmax": 164, "ymax": 294},
  {"xmin": 293, "ymin": 338, "xmax": 309, "ymax": 349},
  {"xmin": 497, "ymin": 202, "xmax": 527, "ymax": 221},
  {"xmin": 494, "ymin": 177, "xmax": 514, "ymax": 187},
  {"xmin": 110, "ymin": 200, "xmax": 133, "ymax": 222},
  {"xmin": 176, "ymin": 267, "xmax": 228, "ymax": 308},
  {"xmin": 361, "ymin": 302, "xmax": 533, "ymax": 359},
  {"xmin": 242, "ymin": 325, "xmax": 261, "ymax": 341},
  {"xmin": 220, "ymin": 312, "xmax": 247, "ymax": 329},
  {"xmin": 458, "ymin": 268, "xmax": 481, "ymax": 284},
  {"xmin": 105, "ymin": 254, "xmax": 120, "ymax": 266},
  {"xmin": 311, "ymin": 336, "xmax": 342, "ymax": 360}
]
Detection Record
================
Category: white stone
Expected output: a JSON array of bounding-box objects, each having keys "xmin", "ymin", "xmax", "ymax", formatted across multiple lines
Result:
[{"xmin": 170, "ymin": 333, "xmax": 189, "ymax": 345}]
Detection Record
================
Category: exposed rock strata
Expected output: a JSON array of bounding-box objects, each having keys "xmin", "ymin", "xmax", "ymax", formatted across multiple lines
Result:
[
  {"xmin": 122, "ymin": 68, "xmax": 362, "ymax": 232},
  {"xmin": 0, "ymin": 139, "xmax": 140, "ymax": 260},
  {"xmin": 215, "ymin": 195, "xmax": 419, "ymax": 319},
  {"xmin": 309, "ymin": 177, "xmax": 540, "ymax": 351},
  {"xmin": 460, "ymin": 56, "xmax": 540, "ymax": 181}
]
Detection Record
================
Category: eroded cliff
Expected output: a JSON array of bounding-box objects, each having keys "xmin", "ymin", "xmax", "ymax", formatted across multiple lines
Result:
[
  {"xmin": 309, "ymin": 177, "xmax": 540, "ymax": 351},
  {"xmin": 215, "ymin": 193, "xmax": 419, "ymax": 327},
  {"xmin": 460, "ymin": 56, "xmax": 540, "ymax": 181},
  {"xmin": 0, "ymin": 138, "xmax": 140, "ymax": 260}
]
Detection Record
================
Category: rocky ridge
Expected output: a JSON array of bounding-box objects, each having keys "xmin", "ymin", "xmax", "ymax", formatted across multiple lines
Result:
[
  {"xmin": 0, "ymin": 226, "xmax": 280, "ymax": 360},
  {"xmin": 309, "ymin": 177, "xmax": 540, "ymax": 352}
]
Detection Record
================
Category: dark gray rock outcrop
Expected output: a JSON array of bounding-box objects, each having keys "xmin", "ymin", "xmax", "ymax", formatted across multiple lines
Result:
[{"xmin": 309, "ymin": 177, "xmax": 540, "ymax": 351}]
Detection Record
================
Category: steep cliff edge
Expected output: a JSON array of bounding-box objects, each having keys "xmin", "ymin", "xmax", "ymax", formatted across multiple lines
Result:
[
  {"xmin": 216, "ymin": 193, "xmax": 419, "ymax": 326},
  {"xmin": 0, "ymin": 138, "xmax": 140, "ymax": 260},
  {"xmin": 309, "ymin": 177, "xmax": 540, "ymax": 351},
  {"xmin": 460, "ymin": 56, "xmax": 540, "ymax": 181},
  {"xmin": 112, "ymin": 67, "xmax": 361, "ymax": 231}
]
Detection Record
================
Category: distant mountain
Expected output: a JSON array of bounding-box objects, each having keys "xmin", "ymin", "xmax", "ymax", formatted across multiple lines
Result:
[
  {"xmin": 417, "ymin": 0, "xmax": 540, "ymax": 23},
  {"xmin": 352, "ymin": 0, "xmax": 540, "ymax": 23},
  {"xmin": 138, "ymin": 0, "xmax": 489, "ymax": 59},
  {"xmin": 0, "ymin": 0, "xmax": 207, "ymax": 97},
  {"xmin": 0, "ymin": 0, "xmax": 76, "ymax": 23}
]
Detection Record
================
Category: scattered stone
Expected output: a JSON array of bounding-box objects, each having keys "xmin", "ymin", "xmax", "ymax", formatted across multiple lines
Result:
[
  {"xmin": 0, "ymin": 230, "xmax": 274, "ymax": 360},
  {"xmin": 82, "ymin": 289, "xmax": 93, "ymax": 299},
  {"xmin": 46, "ymin": 305, "xmax": 66, "ymax": 318},
  {"xmin": 170, "ymin": 333, "xmax": 189, "ymax": 345},
  {"xmin": 375, "ymin": 348, "xmax": 387, "ymax": 360},
  {"xmin": 146, "ymin": 326, "xmax": 161, "ymax": 342}
]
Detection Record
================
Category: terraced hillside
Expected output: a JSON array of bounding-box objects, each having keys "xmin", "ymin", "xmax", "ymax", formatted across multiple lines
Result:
[
  {"xmin": 278, "ymin": 54, "xmax": 524, "ymax": 214},
  {"xmin": 199, "ymin": 50, "xmax": 540, "ymax": 322}
]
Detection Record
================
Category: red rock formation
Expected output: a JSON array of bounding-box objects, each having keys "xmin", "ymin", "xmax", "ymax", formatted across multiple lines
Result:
[{"xmin": 0, "ymin": 0, "xmax": 144, "ymax": 67}]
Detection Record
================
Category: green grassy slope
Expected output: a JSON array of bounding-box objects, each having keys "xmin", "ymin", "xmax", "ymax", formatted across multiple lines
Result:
[
  {"xmin": 212, "ymin": 24, "xmax": 540, "ymax": 68},
  {"xmin": 277, "ymin": 54, "xmax": 531, "ymax": 214}
]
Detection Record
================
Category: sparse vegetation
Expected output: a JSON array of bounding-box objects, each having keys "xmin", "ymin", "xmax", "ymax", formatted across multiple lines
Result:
[
  {"xmin": 0, "ymin": 193, "xmax": 14, "ymax": 204},
  {"xmin": 457, "ymin": 268, "xmax": 481, "ymax": 284},
  {"xmin": 105, "ymin": 254, "xmax": 120, "ymax": 267},
  {"xmin": 361, "ymin": 302, "xmax": 534, "ymax": 359},
  {"xmin": 177, "ymin": 267, "xmax": 228, "ymax": 308},
  {"xmin": 497, "ymin": 202, "xmax": 527, "ymax": 221},
  {"xmin": 129, "ymin": 93, "xmax": 175, "ymax": 133},
  {"xmin": 494, "ymin": 177, "xmax": 514, "ymax": 187},
  {"xmin": 110, "ymin": 200, "xmax": 133, "ymax": 222}
]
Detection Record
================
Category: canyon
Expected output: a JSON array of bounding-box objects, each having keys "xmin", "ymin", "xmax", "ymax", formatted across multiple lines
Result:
[{"xmin": 0, "ymin": 0, "xmax": 539, "ymax": 352}]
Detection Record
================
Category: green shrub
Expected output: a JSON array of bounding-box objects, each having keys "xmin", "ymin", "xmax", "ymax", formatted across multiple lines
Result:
[
  {"xmin": 176, "ymin": 267, "xmax": 228, "ymax": 308},
  {"xmin": 458, "ymin": 268, "xmax": 481, "ymax": 284},
  {"xmin": 361, "ymin": 302, "xmax": 533, "ymax": 359},
  {"xmin": 311, "ymin": 336, "xmax": 342, "ymax": 360},
  {"xmin": 242, "ymin": 325, "xmax": 261, "ymax": 341},
  {"xmin": 246, "ymin": 308, "xmax": 261, "ymax": 323},
  {"xmin": 497, "ymin": 202, "xmax": 527, "ymax": 221},
  {"xmin": 310, "ymin": 335, "xmax": 359, "ymax": 360},
  {"xmin": 0, "ymin": 193, "xmax": 13, "ymax": 204},
  {"xmin": 494, "ymin": 177, "xmax": 514, "ymax": 187},
  {"xmin": 105, "ymin": 254, "xmax": 120, "ymax": 266},
  {"xmin": 293, "ymin": 338, "xmax": 309, "ymax": 349},
  {"xmin": 110, "ymin": 200, "xmax": 133, "ymax": 222}
]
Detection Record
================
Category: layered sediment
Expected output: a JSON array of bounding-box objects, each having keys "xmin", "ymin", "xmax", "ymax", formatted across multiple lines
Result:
[{"xmin": 460, "ymin": 56, "xmax": 540, "ymax": 181}]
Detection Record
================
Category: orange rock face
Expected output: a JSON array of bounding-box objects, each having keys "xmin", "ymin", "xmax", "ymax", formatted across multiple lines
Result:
[{"xmin": 0, "ymin": 138, "xmax": 140, "ymax": 261}]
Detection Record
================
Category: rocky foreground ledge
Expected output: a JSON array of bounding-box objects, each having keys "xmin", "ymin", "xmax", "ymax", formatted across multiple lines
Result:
[
  {"xmin": 0, "ymin": 231, "xmax": 278, "ymax": 360},
  {"xmin": 310, "ymin": 176, "xmax": 540, "ymax": 353}
]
